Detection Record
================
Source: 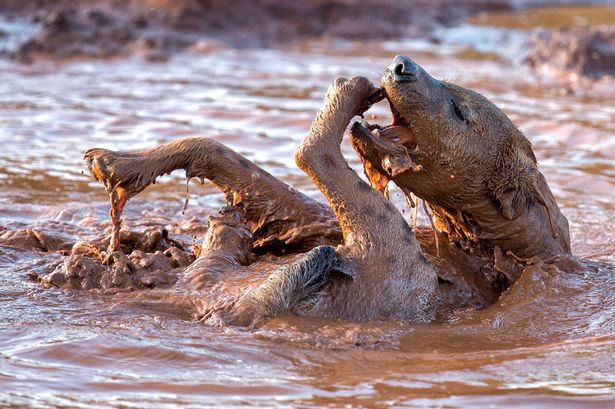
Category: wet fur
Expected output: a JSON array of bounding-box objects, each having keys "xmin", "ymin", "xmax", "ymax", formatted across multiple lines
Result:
[
  {"xmin": 85, "ymin": 137, "xmax": 342, "ymax": 254},
  {"xmin": 84, "ymin": 76, "xmax": 440, "ymax": 325},
  {"xmin": 354, "ymin": 64, "xmax": 570, "ymax": 259},
  {"xmin": 295, "ymin": 76, "xmax": 438, "ymax": 322},
  {"xmin": 246, "ymin": 245, "xmax": 338, "ymax": 318}
]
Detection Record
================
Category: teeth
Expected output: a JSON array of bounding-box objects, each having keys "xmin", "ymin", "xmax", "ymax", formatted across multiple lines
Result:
[{"xmin": 361, "ymin": 119, "xmax": 383, "ymax": 133}]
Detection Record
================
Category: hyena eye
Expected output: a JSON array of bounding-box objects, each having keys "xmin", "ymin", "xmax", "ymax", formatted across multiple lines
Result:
[{"xmin": 451, "ymin": 99, "xmax": 467, "ymax": 123}]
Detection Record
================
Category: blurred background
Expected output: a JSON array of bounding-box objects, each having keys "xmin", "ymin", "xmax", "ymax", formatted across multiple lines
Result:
[
  {"xmin": 0, "ymin": 1, "xmax": 614, "ymax": 408},
  {"xmin": 0, "ymin": 0, "xmax": 613, "ymax": 212}
]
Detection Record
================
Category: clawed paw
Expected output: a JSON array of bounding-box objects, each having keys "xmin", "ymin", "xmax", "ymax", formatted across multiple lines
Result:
[
  {"xmin": 324, "ymin": 76, "xmax": 380, "ymax": 119},
  {"xmin": 83, "ymin": 148, "xmax": 150, "ymax": 198},
  {"xmin": 84, "ymin": 148, "xmax": 124, "ymax": 190}
]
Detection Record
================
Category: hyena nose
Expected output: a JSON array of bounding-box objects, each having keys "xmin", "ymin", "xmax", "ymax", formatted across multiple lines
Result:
[{"xmin": 391, "ymin": 55, "xmax": 419, "ymax": 83}]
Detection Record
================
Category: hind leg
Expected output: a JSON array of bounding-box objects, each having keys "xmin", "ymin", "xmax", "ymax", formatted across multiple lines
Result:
[
  {"xmin": 84, "ymin": 137, "xmax": 342, "ymax": 253},
  {"xmin": 222, "ymin": 245, "xmax": 340, "ymax": 328},
  {"xmin": 178, "ymin": 207, "xmax": 255, "ymax": 291},
  {"xmin": 177, "ymin": 208, "xmax": 342, "ymax": 328}
]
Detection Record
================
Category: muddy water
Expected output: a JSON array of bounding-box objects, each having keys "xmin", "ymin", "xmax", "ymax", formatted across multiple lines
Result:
[{"xmin": 1, "ymin": 7, "xmax": 614, "ymax": 408}]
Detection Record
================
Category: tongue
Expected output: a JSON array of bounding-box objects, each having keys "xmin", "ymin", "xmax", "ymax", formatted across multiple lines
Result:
[{"xmin": 379, "ymin": 125, "xmax": 417, "ymax": 148}]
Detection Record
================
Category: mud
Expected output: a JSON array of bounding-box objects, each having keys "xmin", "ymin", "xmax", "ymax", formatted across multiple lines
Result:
[
  {"xmin": 26, "ymin": 226, "xmax": 192, "ymax": 290},
  {"xmin": 2, "ymin": 0, "xmax": 609, "ymax": 63},
  {"xmin": 525, "ymin": 25, "xmax": 615, "ymax": 79}
]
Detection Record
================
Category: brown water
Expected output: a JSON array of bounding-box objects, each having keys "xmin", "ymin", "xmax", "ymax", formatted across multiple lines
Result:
[{"xmin": 1, "ymin": 7, "xmax": 614, "ymax": 408}]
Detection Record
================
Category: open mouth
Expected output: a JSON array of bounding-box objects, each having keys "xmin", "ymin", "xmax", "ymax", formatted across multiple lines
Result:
[
  {"xmin": 351, "ymin": 89, "xmax": 420, "ymax": 195},
  {"xmin": 381, "ymin": 100, "xmax": 417, "ymax": 150}
]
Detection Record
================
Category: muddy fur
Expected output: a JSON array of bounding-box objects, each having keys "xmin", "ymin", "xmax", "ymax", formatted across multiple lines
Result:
[
  {"xmin": 84, "ymin": 76, "xmax": 439, "ymax": 325},
  {"xmin": 243, "ymin": 245, "xmax": 339, "ymax": 319},
  {"xmin": 351, "ymin": 56, "xmax": 570, "ymax": 260},
  {"xmin": 296, "ymin": 76, "xmax": 439, "ymax": 322},
  {"xmin": 180, "ymin": 216, "xmax": 339, "ymax": 328},
  {"xmin": 85, "ymin": 137, "xmax": 342, "ymax": 254}
]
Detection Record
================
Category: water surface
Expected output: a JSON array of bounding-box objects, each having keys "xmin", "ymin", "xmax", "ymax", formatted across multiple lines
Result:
[{"xmin": 1, "ymin": 7, "xmax": 614, "ymax": 408}]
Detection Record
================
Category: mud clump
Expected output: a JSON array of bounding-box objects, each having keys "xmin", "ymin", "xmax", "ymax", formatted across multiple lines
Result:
[
  {"xmin": 0, "ymin": 228, "xmax": 75, "ymax": 252},
  {"xmin": 15, "ymin": 9, "xmax": 135, "ymax": 62},
  {"xmin": 525, "ymin": 25, "xmax": 615, "ymax": 79},
  {"xmin": 36, "ymin": 227, "xmax": 195, "ymax": 290}
]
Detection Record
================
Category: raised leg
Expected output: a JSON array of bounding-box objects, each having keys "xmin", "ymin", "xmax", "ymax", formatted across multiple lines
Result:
[
  {"xmin": 294, "ymin": 77, "xmax": 439, "ymax": 322},
  {"xmin": 175, "ymin": 208, "xmax": 343, "ymax": 327},
  {"xmin": 84, "ymin": 137, "xmax": 342, "ymax": 254},
  {"xmin": 295, "ymin": 78, "xmax": 418, "ymax": 254}
]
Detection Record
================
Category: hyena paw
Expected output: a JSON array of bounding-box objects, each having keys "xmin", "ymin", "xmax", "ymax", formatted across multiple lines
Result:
[{"xmin": 324, "ymin": 76, "xmax": 378, "ymax": 120}]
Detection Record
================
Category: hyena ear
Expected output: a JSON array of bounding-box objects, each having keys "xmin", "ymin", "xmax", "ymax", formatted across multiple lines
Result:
[
  {"xmin": 492, "ymin": 163, "xmax": 535, "ymax": 220},
  {"xmin": 492, "ymin": 130, "xmax": 537, "ymax": 220},
  {"xmin": 495, "ymin": 187, "xmax": 527, "ymax": 220}
]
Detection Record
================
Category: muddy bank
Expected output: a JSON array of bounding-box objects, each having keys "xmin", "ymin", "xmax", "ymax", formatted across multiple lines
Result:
[
  {"xmin": 525, "ymin": 25, "xmax": 615, "ymax": 78},
  {"xmin": 520, "ymin": 23, "xmax": 615, "ymax": 96},
  {"xmin": 0, "ymin": 0, "xmax": 609, "ymax": 62}
]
